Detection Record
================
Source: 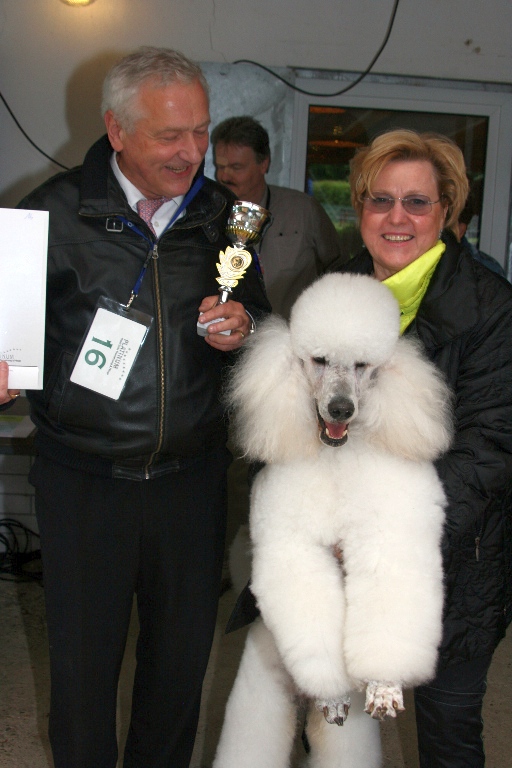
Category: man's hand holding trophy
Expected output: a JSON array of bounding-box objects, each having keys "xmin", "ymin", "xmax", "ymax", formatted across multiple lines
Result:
[{"xmin": 197, "ymin": 201, "xmax": 270, "ymax": 349}]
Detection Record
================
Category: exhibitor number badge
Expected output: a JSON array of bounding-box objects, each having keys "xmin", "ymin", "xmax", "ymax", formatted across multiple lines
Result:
[{"xmin": 70, "ymin": 297, "xmax": 153, "ymax": 400}]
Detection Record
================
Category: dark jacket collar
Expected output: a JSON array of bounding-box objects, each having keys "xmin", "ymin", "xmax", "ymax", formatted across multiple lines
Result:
[
  {"xmin": 79, "ymin": 134, "xmax": 115, "ymax": 212},
  {"xmin": 412, "ymin": 231, "xmax": 480, "ymax": 350}
]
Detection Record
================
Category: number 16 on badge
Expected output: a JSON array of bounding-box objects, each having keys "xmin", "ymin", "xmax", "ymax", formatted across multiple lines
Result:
[{"xmin": 70, "ymin": 297, "xmax": 152, "ymax": 400}]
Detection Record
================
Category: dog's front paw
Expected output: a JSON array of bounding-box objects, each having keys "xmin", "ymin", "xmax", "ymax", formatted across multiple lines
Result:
[
  {"xmin": 314, "ymin": 695, "xmax": 351, "ymax": 726},
  {"xmin": 364, "ymin": 681, "xmax": 404, "ymax": 720}
]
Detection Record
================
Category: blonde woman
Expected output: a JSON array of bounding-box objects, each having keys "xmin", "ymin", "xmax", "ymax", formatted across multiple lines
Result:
[{"xmin": 342, "ymin": 128, "xmax": 512, "ymax": 767}]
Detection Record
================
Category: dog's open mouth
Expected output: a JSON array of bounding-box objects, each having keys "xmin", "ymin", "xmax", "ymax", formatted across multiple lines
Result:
[{"xmin": 317, "ymin": 411, "xmax": 348, "ymax": 447}]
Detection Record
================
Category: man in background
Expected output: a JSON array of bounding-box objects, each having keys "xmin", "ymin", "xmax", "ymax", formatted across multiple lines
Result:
[{"xmin": 212, "ymin": 115, "xmax": 343, "ymax": 318}]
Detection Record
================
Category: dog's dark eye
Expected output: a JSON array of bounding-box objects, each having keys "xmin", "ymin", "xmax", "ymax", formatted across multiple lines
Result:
[
  {"xmin": 355, "ymin": 362, "xmax": 368, "ymax": 370},
  {"xmin": 312, "ymin": 356, "xmax": 327, "ymax": 366}
]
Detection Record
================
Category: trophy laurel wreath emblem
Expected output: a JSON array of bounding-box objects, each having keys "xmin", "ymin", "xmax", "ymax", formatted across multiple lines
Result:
[
  {"xmin": 197, "ymin": 200, "xmax": 271, "ymax": 336},
  {"xmin": 215, "ymin": 247, "xmax": 253, "ymax": 295}
]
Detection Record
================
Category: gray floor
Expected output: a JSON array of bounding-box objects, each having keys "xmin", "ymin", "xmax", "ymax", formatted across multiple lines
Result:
[{"xmin": 0, "ymin": 569, "xmax": 511, "ymax": 768}]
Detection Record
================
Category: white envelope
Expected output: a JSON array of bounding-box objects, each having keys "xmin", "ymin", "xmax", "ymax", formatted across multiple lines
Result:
[{"xmin": 0, "ymin": 208, "xmax": 48, "ymax": 389}]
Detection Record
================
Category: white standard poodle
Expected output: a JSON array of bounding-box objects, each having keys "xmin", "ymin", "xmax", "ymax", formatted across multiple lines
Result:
[{"xmin": 213, "ymin": 273, "xmax": 453, "ymax": 768}]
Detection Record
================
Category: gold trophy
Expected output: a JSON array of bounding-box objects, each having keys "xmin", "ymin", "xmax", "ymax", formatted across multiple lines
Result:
[{"xmin": 197, "ymin": 201, "xmax": 271, "ymax": 336}]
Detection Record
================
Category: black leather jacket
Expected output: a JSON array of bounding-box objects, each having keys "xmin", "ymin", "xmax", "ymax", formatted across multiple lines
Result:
[
  {"xmin": 344, "ymin": 233, "xmax": 512, "ymax": 665},
  {"xmin": 19, "ymin": 135, "xmax": 270, "ymax": 478}
]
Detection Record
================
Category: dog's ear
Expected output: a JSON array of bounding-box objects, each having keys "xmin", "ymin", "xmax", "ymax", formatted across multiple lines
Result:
[
  {"xmin": 359, "ymin": 337, "xmax": 454, "ymax": 462},
  {"xmin": 226, "ymin": 316, "xmax": 319, "ymax": 463}
]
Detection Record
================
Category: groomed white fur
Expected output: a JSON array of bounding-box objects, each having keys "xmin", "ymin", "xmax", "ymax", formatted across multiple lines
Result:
[{"xmin": 215, "ymin": 274, "xmax": 452, "ymax": 768}]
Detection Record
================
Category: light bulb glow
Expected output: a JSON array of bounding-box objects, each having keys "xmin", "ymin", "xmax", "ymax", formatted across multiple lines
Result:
[{"xmin": 60, "ymin": 0, "xmax": 97, "ymax": 6}]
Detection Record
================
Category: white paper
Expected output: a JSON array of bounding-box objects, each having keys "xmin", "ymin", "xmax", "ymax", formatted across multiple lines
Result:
[
  {"xmin": 0, "ymin": 208, "xmax": 48, "ymax": 389},
  {"xmin": 70, "ymin": 307, "xmax": 149, "ymax": 400}
]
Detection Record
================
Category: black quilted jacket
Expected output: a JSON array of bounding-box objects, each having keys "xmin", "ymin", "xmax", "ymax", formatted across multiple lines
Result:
[{"xmin": 343, "ymin": 232, "xmax": 512, "ymax": 665}]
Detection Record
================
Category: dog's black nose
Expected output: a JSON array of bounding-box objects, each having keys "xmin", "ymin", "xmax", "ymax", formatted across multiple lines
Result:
[{"xmin": 328, "ymin": 397, "xmax": 354, "ymax": 421}]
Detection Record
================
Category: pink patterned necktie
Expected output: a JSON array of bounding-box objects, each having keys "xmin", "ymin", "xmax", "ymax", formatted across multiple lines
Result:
[{"xmin": 136, "ymin": 197, "xmax": 171, "ymax": 235}]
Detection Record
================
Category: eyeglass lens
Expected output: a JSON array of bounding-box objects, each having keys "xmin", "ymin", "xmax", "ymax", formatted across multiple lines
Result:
[{"xmin": 364, "ymin": 196, "xmax": 435, "ymax": 215}]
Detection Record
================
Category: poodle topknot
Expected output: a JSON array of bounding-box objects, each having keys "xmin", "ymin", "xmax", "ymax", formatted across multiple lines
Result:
[{"xmin": 290, "ymin": 272, "xmax": 400, "ymax": 367}]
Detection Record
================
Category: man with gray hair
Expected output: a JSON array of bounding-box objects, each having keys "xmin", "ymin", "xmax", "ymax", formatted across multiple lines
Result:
[{"xmin": 2, "ymin": 47, "xmax": 269, "ymax": 768}]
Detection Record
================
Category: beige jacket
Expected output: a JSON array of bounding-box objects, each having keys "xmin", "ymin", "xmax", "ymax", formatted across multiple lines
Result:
[{"xmin": 257, "ymin": 185, "xmax": 342, "ymax": 318}]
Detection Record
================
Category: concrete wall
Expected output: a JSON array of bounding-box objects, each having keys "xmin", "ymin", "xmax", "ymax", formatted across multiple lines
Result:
[
  {"xmin": 0, "ymin": 401, "xmax": 36, "ymax": 556},
  {"xmin": 0, "ymin": 454, "xmax": 36, "ymax": 544}
]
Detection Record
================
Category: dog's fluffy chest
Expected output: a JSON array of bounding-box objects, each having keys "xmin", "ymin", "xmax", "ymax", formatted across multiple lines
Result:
[{"xmin": 251, "ymin": 441, "xmax": 445, "ymax": 551}]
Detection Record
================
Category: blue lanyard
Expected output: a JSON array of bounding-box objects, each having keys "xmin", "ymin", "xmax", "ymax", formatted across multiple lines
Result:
[{"xmin": 117, "ymin": 174, "xmax": 205, "ymax": 307}]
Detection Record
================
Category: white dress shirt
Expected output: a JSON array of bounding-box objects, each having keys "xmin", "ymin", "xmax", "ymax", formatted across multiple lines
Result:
[{"xmin": 110, "ymin": 153, "xmax": 184, "ymax": 238}]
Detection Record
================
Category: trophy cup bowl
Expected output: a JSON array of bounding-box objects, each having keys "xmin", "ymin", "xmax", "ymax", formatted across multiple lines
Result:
[
  {"xmin": 197, "ymin": 200, "xmax": 271, "ymax": 337},
  {"xmin": 226, "ymin": 200, "xmax": 272, "ymax": 248}
]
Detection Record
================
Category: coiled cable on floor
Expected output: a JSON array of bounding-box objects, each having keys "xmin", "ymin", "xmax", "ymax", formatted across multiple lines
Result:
[{"xmin": 0, "ymin": 518, "xmax": 42, "ymax": 582}]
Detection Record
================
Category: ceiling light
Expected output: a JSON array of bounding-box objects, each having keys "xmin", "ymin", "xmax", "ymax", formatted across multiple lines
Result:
[{"xmin": 60, "ymin": 0, "xmax": 97, "ymax": 6}]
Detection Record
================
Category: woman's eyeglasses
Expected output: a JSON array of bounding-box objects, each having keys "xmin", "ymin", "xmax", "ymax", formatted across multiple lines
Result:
[{"xmin": 362, "ymin": 195, "xmax": 442, "ymax": 216}]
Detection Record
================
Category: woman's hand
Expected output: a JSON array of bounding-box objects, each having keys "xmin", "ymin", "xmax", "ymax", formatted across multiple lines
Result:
[{"xmin": 0, "ymin": 360, "xmax": 21, "ymax": 404}]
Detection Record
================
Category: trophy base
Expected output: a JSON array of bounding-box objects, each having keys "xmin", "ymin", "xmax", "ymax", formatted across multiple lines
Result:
[{"xmin": 197, "ymin": 318, "xmax": 231, "ymax": 337}]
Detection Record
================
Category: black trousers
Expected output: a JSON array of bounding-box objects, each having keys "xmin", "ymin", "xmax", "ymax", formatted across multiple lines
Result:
[
  {"xmin": 414, "ymin": 655, "xmax": 492, "ymax": 768},
  {"xmin": 30, "ymin": 447, "xmax": 230, "ymax": 768}
]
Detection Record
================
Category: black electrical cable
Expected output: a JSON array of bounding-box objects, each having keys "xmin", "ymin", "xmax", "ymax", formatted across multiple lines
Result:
[
  {"xmin": 0, "ymin": 518, "xmax": 42, "ymax": 582},
  {"xmin": 0, "ymin": 91, "xmax": 70, "ymax": 171},
  {"xmin": 233, "ymin": 0, "xmax": 400, "ymax": 97},
  {"xmin": 1, "ymin": 0, "xmax": 399, "ymax": 171}
]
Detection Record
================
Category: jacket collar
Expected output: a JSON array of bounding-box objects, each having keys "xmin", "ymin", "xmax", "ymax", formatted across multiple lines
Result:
[
  {"xmin": 411, "ymin": 231, "xmax": 480, "ymax": 349},
  {"xmin": 78, "ymin": 134, "xmax": 122, "ymax": 215}
]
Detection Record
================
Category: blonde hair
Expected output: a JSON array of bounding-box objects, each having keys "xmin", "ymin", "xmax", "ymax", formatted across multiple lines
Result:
[{"xmin": 350, "ymin": 129, "xmax": 469, "ymax": 236}]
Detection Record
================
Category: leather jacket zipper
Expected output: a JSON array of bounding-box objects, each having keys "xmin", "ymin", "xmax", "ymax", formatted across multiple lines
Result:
[
  {"xmin": 104, "ymin": 214, "xmax": 166, "ymax": 478},
  {"xmin": 145, "ymin": 243, "xmax": 165, "ymax": 479}
]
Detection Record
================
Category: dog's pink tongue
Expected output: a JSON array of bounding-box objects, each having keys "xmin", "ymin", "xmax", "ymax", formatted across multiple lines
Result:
[{"xmin": 325, "ymin": 422, "xmax": 347, "ymax": 440}]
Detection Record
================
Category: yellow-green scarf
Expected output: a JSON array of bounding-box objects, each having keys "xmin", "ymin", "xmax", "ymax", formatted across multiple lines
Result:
[{"xmin": 382, "ymin": 240, "xmax": 445, "ymax": 334}]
